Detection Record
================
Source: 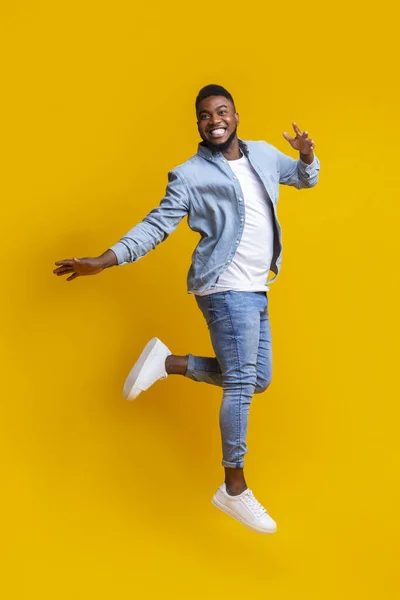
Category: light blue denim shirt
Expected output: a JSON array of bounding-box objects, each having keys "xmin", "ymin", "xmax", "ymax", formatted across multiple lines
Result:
[{"xmin": 109, "ymin": 138, "xmax": 320, "ymax": 294}]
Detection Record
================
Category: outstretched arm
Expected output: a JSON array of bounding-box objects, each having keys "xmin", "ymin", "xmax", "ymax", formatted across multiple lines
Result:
[{"xmin": 53, "ymin": 169, "xmax": 189, "ymax": 282}]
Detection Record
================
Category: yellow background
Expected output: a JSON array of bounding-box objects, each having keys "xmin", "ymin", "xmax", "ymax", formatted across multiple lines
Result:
[{"xmin": 1, "ymin": 1, "xmax": 399, "ymax": 598}]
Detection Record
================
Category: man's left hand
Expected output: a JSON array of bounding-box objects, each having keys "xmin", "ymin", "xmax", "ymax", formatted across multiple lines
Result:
[{"xmin": 282, "ymin": 122, "xmax": 315, "ymax": 156}]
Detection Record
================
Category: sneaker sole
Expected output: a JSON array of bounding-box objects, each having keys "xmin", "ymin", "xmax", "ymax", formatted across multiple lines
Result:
[
  {"xmin": 211, "ymin": 495, "xmax": 277, "ymax": 534},
  {"xmin": 123, "ymin": 337, "xmax": 165, "ymax": 401}
]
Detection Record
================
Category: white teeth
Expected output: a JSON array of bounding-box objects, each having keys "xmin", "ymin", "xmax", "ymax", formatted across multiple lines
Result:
[{"xmin": 210, "ymin": 128, "xmax": 226, "ymax": 136}]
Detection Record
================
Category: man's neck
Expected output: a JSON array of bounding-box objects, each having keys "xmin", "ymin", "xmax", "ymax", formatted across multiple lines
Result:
[{"xmin": 221, "ymin": 137, "xmax": 242, "ymax": 161}]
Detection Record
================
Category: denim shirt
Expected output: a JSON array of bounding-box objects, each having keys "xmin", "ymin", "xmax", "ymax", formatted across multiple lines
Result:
[{"xmin": 110, "ymin": 138, "xmax": 320, "ymax": 294}]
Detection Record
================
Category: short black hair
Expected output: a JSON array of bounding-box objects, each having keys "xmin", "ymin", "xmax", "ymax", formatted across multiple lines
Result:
[{"xmin": 195, "ymin": 84, "xmax": 235, "ymax": 113}]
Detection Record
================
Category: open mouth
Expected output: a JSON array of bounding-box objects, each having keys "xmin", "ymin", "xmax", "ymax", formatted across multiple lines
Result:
[{"xmin": 208, "ymin": 128, "xmax": 227, "ymax": 139}]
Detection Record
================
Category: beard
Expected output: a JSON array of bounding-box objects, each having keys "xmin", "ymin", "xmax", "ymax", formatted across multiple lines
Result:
[{"xmin": 201, "ymin": 126, "xmax": 238, "ymax": 154}]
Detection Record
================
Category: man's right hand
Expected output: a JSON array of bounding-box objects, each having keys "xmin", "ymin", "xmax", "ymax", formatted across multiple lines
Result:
[{"xmin": 53, "ymin": 250, "xmax": 117, "ymax": 281}]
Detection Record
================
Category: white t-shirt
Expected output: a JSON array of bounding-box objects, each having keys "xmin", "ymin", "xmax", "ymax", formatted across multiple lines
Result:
[{"xmin": 194, "ymin": 152, "xmax": 275, "ymax": 296}]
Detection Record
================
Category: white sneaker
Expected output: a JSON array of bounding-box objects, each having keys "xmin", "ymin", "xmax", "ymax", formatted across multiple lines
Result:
[
  {"xmin": 123, "ymin": 337, "xmax": 172, "ymax": 401},
  {"xmin": 212, "ymin": 483, "xmax": 277, "ymax": 534}
]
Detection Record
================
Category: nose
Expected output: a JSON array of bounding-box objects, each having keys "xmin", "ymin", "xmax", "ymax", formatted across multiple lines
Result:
[{"xmin": 208, "ymin": 115, "xmax": 223, "ymax": 129}]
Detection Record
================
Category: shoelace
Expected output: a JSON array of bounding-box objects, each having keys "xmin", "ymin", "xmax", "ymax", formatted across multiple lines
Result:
[{"xmin": 240, "ymin": 490, "xmax": 268, "ymax": 519}]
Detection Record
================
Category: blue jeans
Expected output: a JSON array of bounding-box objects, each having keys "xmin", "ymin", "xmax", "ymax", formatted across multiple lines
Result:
[{"xmin": 184, "ymin": 291, "xmax": 272, "ymax": 468}]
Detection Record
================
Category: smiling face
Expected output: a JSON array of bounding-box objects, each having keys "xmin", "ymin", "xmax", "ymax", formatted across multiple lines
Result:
[{"xmin": 196, "ymin": 95, "xmax": 240, "ymax": 152}]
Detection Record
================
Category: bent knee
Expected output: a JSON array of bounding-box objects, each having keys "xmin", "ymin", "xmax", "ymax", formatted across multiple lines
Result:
[{"xmin": 254, "ymin": 378, "xmax": 272, "ymax": 394}]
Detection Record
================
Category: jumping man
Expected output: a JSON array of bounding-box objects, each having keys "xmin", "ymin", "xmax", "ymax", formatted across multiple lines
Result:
[{"xmin": 53, "ymin": 84, "xmax": 320, "ymax": 534}]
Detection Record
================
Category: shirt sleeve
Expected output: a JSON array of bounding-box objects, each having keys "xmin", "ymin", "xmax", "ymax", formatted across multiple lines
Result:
[
  {"xmin": 109, "ymin": 170, "xmax": 190, "ymax": 265},
  {"xmin": 275, "ymin": 148, "xmax": 320, "ymax": 189}
]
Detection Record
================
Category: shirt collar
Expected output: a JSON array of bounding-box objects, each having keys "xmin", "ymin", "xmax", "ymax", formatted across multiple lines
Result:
[{"xmin": 197, "ymin": 137, "xmax": 249, "ymax": 161}]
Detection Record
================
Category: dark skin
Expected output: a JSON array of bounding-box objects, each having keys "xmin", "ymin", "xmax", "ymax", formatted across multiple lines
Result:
[
  {"xmin": 196, "ymin": 94, "xmax": 315, "ymax": 163},
  {"xmin": 197, "ymin": 95, "xmax": 242, "ymax": 160},
  {"xmin": 53, "ymin": 94, "xmax": 316, "ymax": 495}
]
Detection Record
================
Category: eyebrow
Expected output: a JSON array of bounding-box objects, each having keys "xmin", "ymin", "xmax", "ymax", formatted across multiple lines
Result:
[{"xmin": 198, "ymin": 104, "xmax": 228, "ymax": 116}]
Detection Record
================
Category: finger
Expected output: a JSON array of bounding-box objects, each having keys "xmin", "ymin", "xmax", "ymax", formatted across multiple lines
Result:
[
  {"xmin": 282, "ymin": 131, "xmax": 294, "ymax": 141},
  {"xmin": 66, "ymin": 272, "xmax": 80, "ymax": 282},
  {"xmin": 54, "ymin": 268, "xmax": 74, "ymax": 276},
  {"xmin": 53, "ymin": 265, "xmax": 74, "ymax": 273},
  {"xmin": 53, "ymin": 264, "xmax": 75, "ymax": 272},
  {"xmin": 302, "ymin": 130, "xmax": 309, "ymax": 138},
  {"xmin": 292, "ymin": 121, "xmax": 302, "ymax": 136},
  {"xmin": 54, "ymin": 259, "xmax": 73, "ymax": 266}
]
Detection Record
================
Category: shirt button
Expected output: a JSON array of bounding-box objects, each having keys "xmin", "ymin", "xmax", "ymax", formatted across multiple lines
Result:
[
  {"xmin": 233, "ymin": 176, "xmax": 237, "ymax": 180},
  {"xmin": 238, "ymin": 197, "xmax": 242, "ymax": 202},
  {"xmin": 240, "ymin": 218, "xmax": 244, "ymax": 222},
  {"xmin": 222, "ymin": 159, "xmax": 227, "ymax": 163},
  {"xmin": 236, "ymin": 240, "xmax": 240, "ymax": 244}
]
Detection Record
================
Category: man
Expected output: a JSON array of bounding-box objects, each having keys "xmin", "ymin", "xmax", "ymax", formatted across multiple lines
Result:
[{"xmin": 53, "ymin": 84, "xmax": 320, "ymax": 534}]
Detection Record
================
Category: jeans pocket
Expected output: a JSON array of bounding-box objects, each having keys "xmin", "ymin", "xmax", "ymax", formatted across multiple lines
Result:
[
  {"xmin": 195, "ymin": 294, "xmax": 215, "ymax": 326},
  {"xmin": 207, "ymin": 294, "xmax": 217, "ymax": 325}
]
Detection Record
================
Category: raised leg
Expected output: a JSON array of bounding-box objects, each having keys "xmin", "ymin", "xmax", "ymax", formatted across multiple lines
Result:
[{"xmin": 176, "ymin": 295, "xmax": 272, "ymax": 392}]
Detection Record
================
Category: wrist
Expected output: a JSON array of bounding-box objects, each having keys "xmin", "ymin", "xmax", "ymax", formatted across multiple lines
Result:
[
  {"xmin": 300, "ymin": 151, "xmax": 315, "ymax": 165},
  {"xmin": 97, "ymin": 249, "xmax": 118, "ymax": 269}
]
